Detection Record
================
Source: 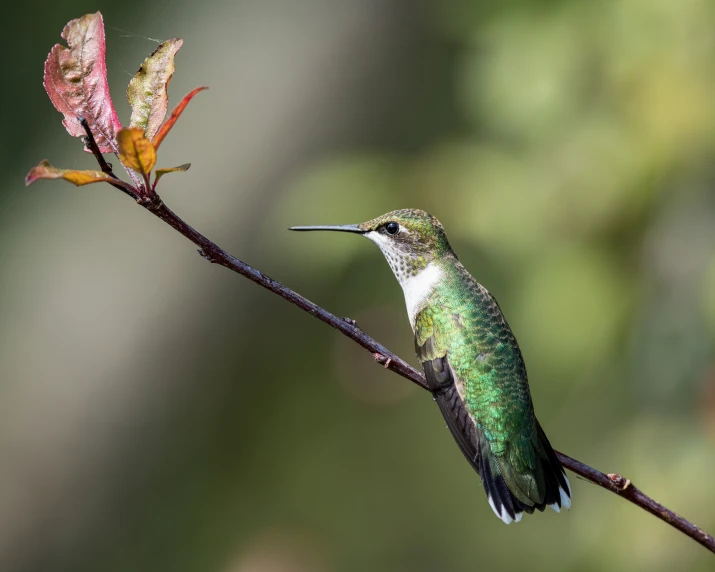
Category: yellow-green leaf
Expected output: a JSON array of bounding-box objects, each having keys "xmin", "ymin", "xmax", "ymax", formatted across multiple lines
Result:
[
  {"xmin": 24, "ymin": 160, "xmax": 133, "ymax": 191},
  {"xmin": 155, "ymin": 163, "xmax": 191, "ymax": 185},
  {"xmin": 117, "ymin": 127, "xmax": 156, "ymax": 175},
  {"xmin": 127, "ymin": 38, "xmax": 183, "ymax": 140}
]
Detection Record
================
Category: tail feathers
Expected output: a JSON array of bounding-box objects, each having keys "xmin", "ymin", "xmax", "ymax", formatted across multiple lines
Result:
[
  {"xmin": 480, "ymin": 453, "xmax": 530, "ymax": 524},
  {"xmin": 537, "ymin": 420, "xmax": 572, "ymax": 512},
  {"xmin": 479, "ymin": 420, "xmax": 571, "ymax": 524}
]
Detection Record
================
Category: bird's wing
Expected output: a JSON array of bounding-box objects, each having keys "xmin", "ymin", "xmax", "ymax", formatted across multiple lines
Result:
[
  {"xmin": 414, "ymin": 308, "xmax": 480, "ymax": 470},
  {"xmin": 414, "ymin": 305, "xmax": 571, "ymax": 523}
]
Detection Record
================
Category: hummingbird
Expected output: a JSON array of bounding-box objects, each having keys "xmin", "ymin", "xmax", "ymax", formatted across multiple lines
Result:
[{"xmin": 291, "ymin": 209, "xmax": 571, "ymax": 524}]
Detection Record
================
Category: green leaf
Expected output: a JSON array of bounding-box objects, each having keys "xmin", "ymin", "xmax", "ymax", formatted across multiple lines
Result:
[
  {"xmin": 127, "ymin": 39, "xmax": 183, "ymax": 140},
  {"xmin": 155, "ymin": 163, "xmax": 191, "ymax": 186}
]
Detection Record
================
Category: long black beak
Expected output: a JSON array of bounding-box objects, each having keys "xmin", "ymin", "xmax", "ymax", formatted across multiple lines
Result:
[{"xmin": 289, "ymin": 224, "xmax": 365, "ymax": 234}]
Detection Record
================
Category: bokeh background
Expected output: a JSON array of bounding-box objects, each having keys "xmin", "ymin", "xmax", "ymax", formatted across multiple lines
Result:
[{"xmin": 2, "ymin": 0, "xmax": 715, "ymax": 570}]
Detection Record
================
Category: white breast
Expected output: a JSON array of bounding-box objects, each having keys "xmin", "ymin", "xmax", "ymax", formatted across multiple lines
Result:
[{"xmin": 401, "ymin": 263, "xmax": 444, "ymax": 329}]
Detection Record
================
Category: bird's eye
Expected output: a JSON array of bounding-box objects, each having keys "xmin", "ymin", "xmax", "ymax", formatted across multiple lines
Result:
[{"xmin": 385, "ymin": 221, "xmax": 399, "ymax": 235}]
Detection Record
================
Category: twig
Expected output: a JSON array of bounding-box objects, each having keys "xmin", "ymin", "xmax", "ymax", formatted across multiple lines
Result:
[
  {"xmin": 79, "ymin": 117, "xmax": 115, "ymax": 176},
  {"xmin": 79, "ymin": 118, "xmax": 138, "ymax": 200},
  {"xmin": 562, "ymin": 453, "xmax": 714, "ymax": 550},
  {"xmin": 80, "ymin": 123, "xmax": 715, "ymax": 555}
]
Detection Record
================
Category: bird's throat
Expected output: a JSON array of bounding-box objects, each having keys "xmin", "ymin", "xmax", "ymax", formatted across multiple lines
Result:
[{"xmin": 400, "ymin": 263, "xmax": 445, "ymax": 329}]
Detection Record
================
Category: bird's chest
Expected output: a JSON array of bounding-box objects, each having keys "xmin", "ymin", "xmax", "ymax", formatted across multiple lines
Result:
[{"xmin": 399, "ymin": 264, "xmax": 445, "ymax": 329}]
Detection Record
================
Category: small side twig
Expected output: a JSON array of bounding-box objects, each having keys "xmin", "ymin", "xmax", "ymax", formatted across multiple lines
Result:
[
  {"xmin": 373, "ymin": 353, "xmax": 393, "ymax": 369},
  {"xmin": 79, "ymin": 121, "xmax": 715, "ymax": 555}
]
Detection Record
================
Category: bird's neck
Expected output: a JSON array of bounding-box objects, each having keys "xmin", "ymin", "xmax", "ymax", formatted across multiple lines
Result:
[{"xmin": 366, "ymin": 234, "xmax": 456, "ymax": 328}]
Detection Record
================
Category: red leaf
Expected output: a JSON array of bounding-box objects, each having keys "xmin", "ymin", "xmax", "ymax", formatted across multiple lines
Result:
[
  {"xmin": 43, "ymin": 12, "xmax": 122, "ymax": 153},
  {"xmin": 153, "ymin": 86, "xmax": 208, "ymax": 150}
]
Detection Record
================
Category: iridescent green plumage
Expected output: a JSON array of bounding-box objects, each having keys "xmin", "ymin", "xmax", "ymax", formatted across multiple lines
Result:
[
  {"xmin": 291, "ymin": 209, "xmax": 571, "ymax": 523},
  {"xmin": 414, "ymin": 257, "xmax": 570, "ymax": 520},
  {"xmin": 415, "ymin": 261, "xmax": 533, "ymax": 460}
]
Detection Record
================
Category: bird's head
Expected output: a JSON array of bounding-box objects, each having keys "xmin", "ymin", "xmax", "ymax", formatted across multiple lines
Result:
[{"xmin": 291, "ymin": 209, "xmax": 454, "ymax": 281}]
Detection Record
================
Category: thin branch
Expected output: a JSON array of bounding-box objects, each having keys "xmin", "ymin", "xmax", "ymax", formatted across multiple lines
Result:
[
  {"xmin": 79, "ymin": 117, "xmax": 115, "ymax": 176},
  {"xmin": 558, "ymin": 452, "xmax": 714, "ymax": 550},
  {"xmin": 152, "ymin": 203, "xmax": 715, "ymax": 553},
  {"xmin": 81, "ymin": 124, "xmax": 715, "ymax": 555},
  {"xmin": 79, "ymin": 117, "xmax": 138, "ymax": 200}
]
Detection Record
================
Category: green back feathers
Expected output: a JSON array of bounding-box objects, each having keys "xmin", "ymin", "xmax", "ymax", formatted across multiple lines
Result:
[{"xmin": 414, "ymin": 260, "xmax": 571, "ymax": 522}]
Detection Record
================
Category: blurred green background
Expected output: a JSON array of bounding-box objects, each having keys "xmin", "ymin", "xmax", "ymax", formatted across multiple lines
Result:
[{"xmin": 2, "ymin": 0, "xmax": 715, "ymax": 570}]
